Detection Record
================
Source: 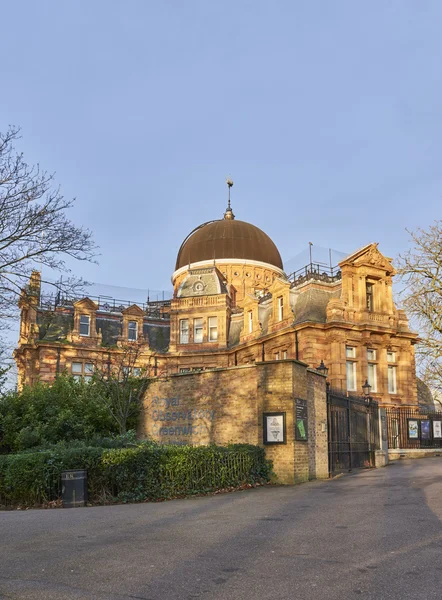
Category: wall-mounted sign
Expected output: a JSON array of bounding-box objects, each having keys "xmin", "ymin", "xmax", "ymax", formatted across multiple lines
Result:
[
  {"xmin": 263, "ymin": 412, "xmax": 286, "ymax": 445},
  {"xmin": 295, "ymin": 399, "xmax": 308, "ymax": 441},
  {"xmin": 421, "ymin": 420, "xmax": 431, "ymax": 440},
  {"xmin": 433, "ymin": 421, "xmax": 442, "ymax": 439},
  {"xmin": 408, "ymin": 419, "xmax": 419, "ymax": 440}
]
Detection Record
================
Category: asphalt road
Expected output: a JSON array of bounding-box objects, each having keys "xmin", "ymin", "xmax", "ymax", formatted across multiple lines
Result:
[{"xmin": 1, "ymin": 459, "xmax": 442, "ymax": 600}]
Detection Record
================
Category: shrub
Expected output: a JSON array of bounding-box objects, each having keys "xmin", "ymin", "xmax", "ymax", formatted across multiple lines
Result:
[{"xmin": 0, "ymin": 443, "xmax": 272, "ymax": 507}]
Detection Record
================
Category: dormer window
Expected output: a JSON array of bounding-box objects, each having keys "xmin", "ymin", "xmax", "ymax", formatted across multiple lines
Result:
[
  {"xmin": 79, "ymin": 315, "xmax": 90, "ymax": 336},
  {"xmin": 278, "ymin": 296, "xmax": 284, "ymax": 321},
  {"xmin": 366, "ymin": 282, "xmax": 374, "ymax": 312},
  {"xmin": 128, "ymin": 320, "xmax": 138, "ymax": 341}
]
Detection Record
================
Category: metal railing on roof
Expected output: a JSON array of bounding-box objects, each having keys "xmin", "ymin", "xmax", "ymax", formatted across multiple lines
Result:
[
  {"xmin": 288, "ymin": 263, "xmax": 341, "ymax": 288},
  {"xmin": 38, "ymin": 293, "xmax": 171, "ymax": 319}
]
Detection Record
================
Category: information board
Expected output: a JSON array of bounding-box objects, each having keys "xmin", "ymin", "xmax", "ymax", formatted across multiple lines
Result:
[
  {"xmin": 295, "ymin": 398, "xmax": 308, "ymax": 441},
  {"xmin": 421, "ymin": 420, "xmax": 431, "ymax": 440},
  {"xmin": 408, "ymin": 419, "xmax": 419, "ymax": 440},
  {"xmin": 263, "ymin": 412, "xmax": 286, "ymax": 444}
]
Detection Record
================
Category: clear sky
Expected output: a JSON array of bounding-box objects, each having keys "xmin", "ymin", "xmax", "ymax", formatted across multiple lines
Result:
[{"xmin": 1, "ymin": 1, "xmax": 441, "ymax": 301}]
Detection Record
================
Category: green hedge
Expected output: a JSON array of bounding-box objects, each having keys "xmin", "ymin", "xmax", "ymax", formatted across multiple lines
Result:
[{"xmin": 0, "ymin": 443, "xmax": 272, "ymax": 506}]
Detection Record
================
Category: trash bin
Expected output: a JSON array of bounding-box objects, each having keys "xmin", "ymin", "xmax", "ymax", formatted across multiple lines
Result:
[{"xmin": 61, "ymin": 470, "xmax": 88, "ymax": 508}]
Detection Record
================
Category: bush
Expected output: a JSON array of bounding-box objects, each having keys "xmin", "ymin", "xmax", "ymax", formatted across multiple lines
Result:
[
  {"xmin": 0, "ymin": 375, "xmax": 119, "ymax": 452},
  {"xmin": 0, "ymin": 443, "xmax": 272, "ymax": 507}
]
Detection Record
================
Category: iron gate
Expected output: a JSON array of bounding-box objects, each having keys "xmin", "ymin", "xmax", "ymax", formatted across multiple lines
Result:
[{"xmin": 327, "ymin": 388, "xmax": 379, "ymax": 476}]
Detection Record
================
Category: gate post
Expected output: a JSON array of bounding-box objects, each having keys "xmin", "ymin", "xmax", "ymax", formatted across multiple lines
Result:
[{"xmin": 375, "ymin": 407, "xmax": 389, "ymax": 467}]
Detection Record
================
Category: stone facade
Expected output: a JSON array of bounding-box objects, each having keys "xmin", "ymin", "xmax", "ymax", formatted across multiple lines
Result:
[
  {"xmin": 138, "ymin": 361, "xmax": 329, "ymax": 484},
  {"xmin": 14, "ymin": 207, "xmax": 419, "ymax": 408}
]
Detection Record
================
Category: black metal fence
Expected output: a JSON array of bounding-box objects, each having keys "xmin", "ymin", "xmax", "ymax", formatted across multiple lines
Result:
[
  {"xmin": 327, "ymin": 388, "xmax": 379, "ymax": 476},
  {"xmin": 386, "ymin": 407, "xmax": 442, "ymax": 450}
]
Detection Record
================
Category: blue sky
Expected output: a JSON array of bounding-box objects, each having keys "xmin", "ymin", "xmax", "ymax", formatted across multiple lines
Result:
[{"xmin": 1, "ymin": 1, "xmax": 441, "ymax": 304}]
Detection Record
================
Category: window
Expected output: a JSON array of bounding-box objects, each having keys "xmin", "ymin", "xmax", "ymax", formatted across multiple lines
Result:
[
  {"xmin": 366, "ymin": 282, "xmax": 374, "ymax": 312},
  {"xmin": 194, "ymin": 318, "xmax": 203, "ymax": 343},
  {"xmin": 367, "ymin": 363, "xmax": 377, "ymax": 392},
  {"xmin": 79, "ymin": 315, "xmax": 90, "ymax": 336},
  {"xmin": 388, "ymin": 366, "xmax": 397, "ymax": 394},
  {"xmin": 346, "ymin": 361, "xmax": 357, "ymax": 391},
  {"xmin": 275, "ymin": 352, "xmax": 280, "ymax": 360},
  {"xmin": 346, "ymin": 346, "xmax": 356, "ymax": 391},
  {"xmin": 387, "ymin": 351, "xmax": 397, "ymax": 394},
  {"xmin": 72, "ymin": 362, "xmax": 94, "ymax": 382},
  {"xmin": 179, "ymin": 367, "xmax": 191, "ymax": 373},
  {"xmin": 282, "ymin": 350, "xmax": 287, "ymax": 360},
  {"xmin": 179, "ymin": 319, "xmax": 189, "ymax": 344},
  {"xmin": 387, "ymin": 351, "xmax": 396, "ymax": 363},
  {"xmin": 133, "ymin": 367, "xmax": 141, "ymax": 377},
  {"xmin": 128, "ymin": 320, "xmax": 138, "ymax": 341},
  {"xmin": 367, "ymin": 348, "xmax": 376, "ymax": 361},
  {"xmin": 367, "ymin": 349, "xmax": 377, "ymax": 392},
  {"xmin": 278, "ymin": 297, "xmax": 283, "ymax": 321},
  {"xmin": 346, "ymin": 346, "xmax": 356, "ymax": 359},
  {"xmin": 208, "ymin": 317, "xmax": 218, "ymax": 341},
  {"xmin": 248, "ymin": 311, "xmax": 253, "ymax": 333}
]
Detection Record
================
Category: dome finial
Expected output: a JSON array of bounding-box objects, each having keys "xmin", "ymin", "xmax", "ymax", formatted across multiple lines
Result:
[{"xmin": 224, "ymin": 177, "xmax": 235, "ymax": 220}]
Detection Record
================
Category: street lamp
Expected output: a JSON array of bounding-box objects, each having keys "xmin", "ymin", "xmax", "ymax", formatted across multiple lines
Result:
[
  {"xmin": 316, "ymin": 360, "xmax": 329, "ymax": 377},
  {"xmin": 362, "ymin": 379, "xmax": 372, "ymax": 400}
]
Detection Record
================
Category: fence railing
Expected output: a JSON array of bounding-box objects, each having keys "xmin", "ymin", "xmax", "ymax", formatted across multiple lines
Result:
[{"xmin": 386, "ymin": 407, "xmax": 442, "ymax": 450}]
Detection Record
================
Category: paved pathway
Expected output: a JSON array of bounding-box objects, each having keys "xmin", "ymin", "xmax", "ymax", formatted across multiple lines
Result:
[{"xmin": 1, "ymin": 459, "xmax": 442, "ymax": 600}]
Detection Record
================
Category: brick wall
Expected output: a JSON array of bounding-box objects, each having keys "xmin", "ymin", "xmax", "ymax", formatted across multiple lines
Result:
[{"xmin": 138, "ymin": 360, "xmax": 329, "ymax": 484}]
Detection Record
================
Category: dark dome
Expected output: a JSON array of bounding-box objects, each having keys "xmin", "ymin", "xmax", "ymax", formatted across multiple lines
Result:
[{"xmin": 175, "ymin": 217, "xmax": 283, "ymax": 271}]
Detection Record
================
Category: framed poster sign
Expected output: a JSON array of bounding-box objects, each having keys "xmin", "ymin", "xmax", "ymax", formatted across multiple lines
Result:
[
  {"xmin": 421, "ymin": 420, "xmax": 431, "ymax": 440},
  {"xmin": 408, "ymin": 419, "xmax": 419, "ymax": 440},
  {"xmin": 295, "ymin": 398, "xmax": 308, "ymax": 441},
  {"xmin": 263, "ymin": 412, "xmax": 286, "ymax": 444},
  {"xmin": 433, "ymin": 421, "xmax": 442, "ymax": 439}
]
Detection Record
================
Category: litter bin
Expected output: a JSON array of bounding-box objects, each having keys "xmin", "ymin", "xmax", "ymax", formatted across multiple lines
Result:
[{"xmin": 61, "ymin": 470, "xmax": 88, "ymax": 508}]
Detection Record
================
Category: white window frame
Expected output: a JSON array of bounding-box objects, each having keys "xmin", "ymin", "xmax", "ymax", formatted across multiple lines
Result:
[
  {"xmin": 194, "ymin": 318, "xmax": 203, "ymax": 343},
  {"xmin": 367, "ymin": 362, "xmax": 377, "ymax": 393},
  {"xmin": 128, "ymin": 320, "xmax": 138, "ymax": 341},
  {"xmin": 346, "ymin": 346, "xmax": 356, "ymax": 359},
  {"xmin": 278, "ymin": 296, "xmax": 283, "ymax": 321},
  {"xmin": 388, "ymin": 365, "xmax": 397, "ymax": 394},
  {"xmin": 367, "ymin": 348, "xmax": 376, "ymax": 361},
  {"xmin": 208, "ymin": 316, "xmax": 218, "ymax": 342},
  {"xmin": 248, "ymin": 310, "xmax": 253, "ymax": 333},
  {"xmin": 346, "ymin": 360, "xmax": 357, "ymax": 391},
  {"xmin": 79, "ymin": 314, "xmax": 90, "ymax": 337},
  {"xmin": 275, "ymin": 352, "xmax": 280, "ymax": 361},
  {"xmin": 387, "ymin": 351, "xmax": 396, "ymax": 363},
  {"xmin": 282, "ymin": 350, "xmax": 287, "ymax": 360},
  {"xmin": 179, "ymin": 319, "xmax": 189, "ymax": 344}
]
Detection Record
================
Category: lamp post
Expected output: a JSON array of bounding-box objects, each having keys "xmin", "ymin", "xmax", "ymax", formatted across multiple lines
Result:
[
  {"xmin": 362, "ymin": 379, "xmax": 372, "ymax": 461},
  {"xmin": 316, "ymin": 360, "xmax": 329, "ymax": 378},
  {"xmin": 362, "ymin": 379, "xmax": 372, "ymax": 400}
]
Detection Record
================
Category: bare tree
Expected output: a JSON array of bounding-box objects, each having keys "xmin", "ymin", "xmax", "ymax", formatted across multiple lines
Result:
[
  {"xmin": 0, "ymin": 126, "xmax": 96, "ymax": 325},
  {"xmin": 92, "ymin": 344, "xmax": 152, "ymax": 435},
  {"xmin": 397, "ymin": 220, "xmax": 442, "ymax": 404}
]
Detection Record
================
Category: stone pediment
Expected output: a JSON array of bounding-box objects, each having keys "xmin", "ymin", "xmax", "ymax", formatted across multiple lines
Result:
[
  {"xmin": 122, "ymin": 304, "xmax": 145, "ymax": 317},
  {"xmin": 339, "ymin": 243, "xmax": 395, "ymax": 274},
  {"xmin": 73, "ymin": 297, "xmax": 98, "ymax": 311}
]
